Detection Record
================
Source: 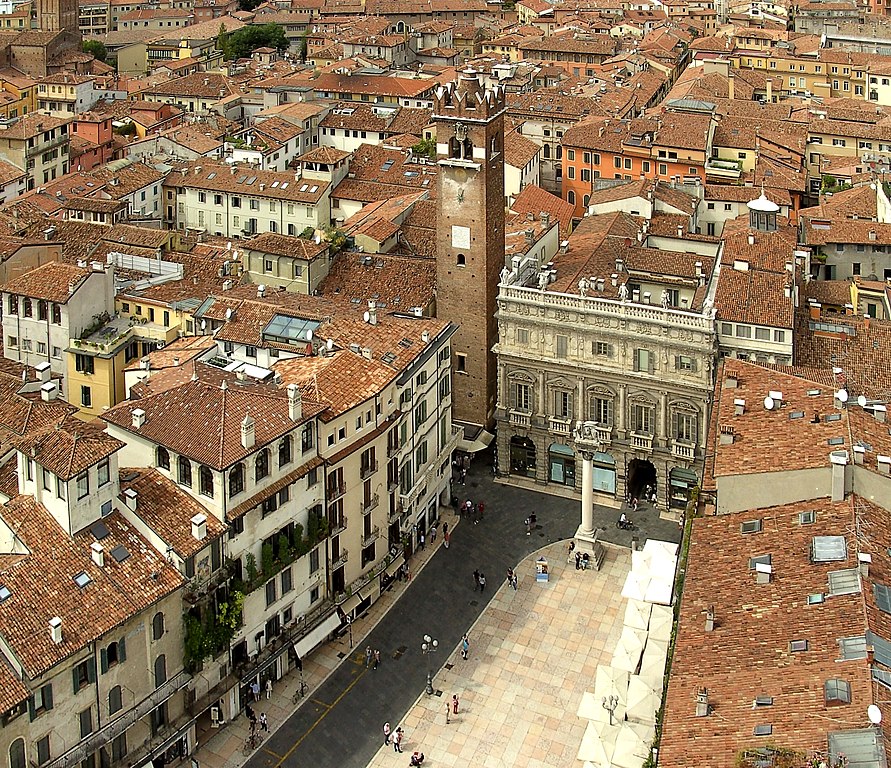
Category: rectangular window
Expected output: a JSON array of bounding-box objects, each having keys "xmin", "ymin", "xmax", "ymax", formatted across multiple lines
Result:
[
  {"xmin": 513, "ymin": 382, "xmax": 531, "ymax": 411},
  {"xmin": 265, "ymin": 579, "xmax": 277, "ymax": 607},
  {"xmin": 633, "ymin": 348, "xmax": 653, "ymax": 373},
  {"xmin": 97, "ymin": 460, "xmax": 109, "ymax": 486},
  {"xmin": 81, "ymin": 386, "xmax": 92, "ymax": 408},
  {"xmin": 593, "ymin": 396, "xmax": 612, "ymax": 425},
  {"xmin": 631, "ymin": 403, "xmax": 654, "ymax": 434},
  {"xmin": 516, "ymin": 328, "xmax": 530, "ymax": 344},
  {"xmin": 75, "ymin": 354, "xmax": 94, "ymax": 374},
  {"xmin": 674, "ymin": 412, "xmax": 698, "ymax": 442},
  {"xmin": 309, "ymin": 547, "xmax": 320, "ymax": 574},
  {"xmin": 37, "ymin": 736, "xmax": 51, "ymax": 766},
  {"xmin": 77, "ymin": 471, "xmax": 89, "ymax": 498},
  {"xmin": 554, "ymin": 391, "xmax": 572, "ymax": 418},
  {"xmin": 736, "ymin": 326, "xmax": 752, "ymax": 339},
  {"xmin": 281, "ymin": 567, "xmax": 292, "ymax": 594},
  {"xmin": 556, "ymin": 335, "xmax": 569, "ymax": 358},
  {"xmin": 79, "ymin": 708, "xmax": 93, "ymax": 738}
]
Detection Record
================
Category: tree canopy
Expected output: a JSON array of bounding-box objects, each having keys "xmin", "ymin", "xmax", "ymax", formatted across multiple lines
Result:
[
  {"xmin": 218, "ymin": 24, "xmax": 289, "ymax": 60},
  {"xmin": 82, "ymin": 39, "xmax": 108, "ymax": 62}
]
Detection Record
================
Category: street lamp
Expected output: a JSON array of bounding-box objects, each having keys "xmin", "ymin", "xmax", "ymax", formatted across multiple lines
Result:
[
  {"xmin": 346, "ymin": 616, "xmax": 353, "ymax": 649},
  {"xmin": 602, "ymin": 695, "xmax": 619, "ymax": 726},
  {"xmin": 421, "ymin": 634, "xmax": 438, "ymax": 695}
]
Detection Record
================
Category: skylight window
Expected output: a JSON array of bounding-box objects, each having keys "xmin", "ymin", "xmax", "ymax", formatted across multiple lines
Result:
[
  {"xmin": 111, "ymin": 545, "xmax": 130, "ymax": 563},
  {"xmin": 300, "ymin": 184, "xmax": 309, "ymax": 192},
  {"xmin": 381, "ymin": 159, "xmax": 394, "ymax": 171},
  {"xmin": 74, "ymin": 571, "xmax": 91, "ymax": 588},
  {"xmin": 91, "ymin": 520, "xmax": 111, "ymax": 540},
  {"xmin": 0, "ymin": 586, "xmax": 11, "ymax": 602}
]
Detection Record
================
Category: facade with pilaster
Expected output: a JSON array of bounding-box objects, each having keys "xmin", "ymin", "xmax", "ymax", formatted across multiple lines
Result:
[{"xmin": 494, "ymin": 217, "xmax": 719, "ymax": 513}]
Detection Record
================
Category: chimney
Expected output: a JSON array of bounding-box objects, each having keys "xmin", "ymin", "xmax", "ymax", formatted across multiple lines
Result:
[
  {"xmin": 719, "ymin": 424, "xmax": 735, "ymax": 444},
  {"xmin": 422, "ymin": 330, "xmax": 430, "ymax": 343},
  {"xmin": 241, "ymin": 415, "xmax": 255, "ymax": 449},
  {"xmin": 49, "ymin": 616, "xmax": 62, "ymax": 644},
  {"xmin": 361, "ymin": 347, "xmax": 372, "ymax": 360},
  {"xmin": 695, "ymin": 688, "xmax": 709, "ymax": 717},
  {"xmin": 705, "ymin": 606, "xmax": 715, "ymax": 632},
  {"xmin": 132, "ymin": 408, "xmax": 146, "ymax": 429},
  {"xmin": 874, "ymin": 404, "xmax": 887, "ymax": 423},
  {"xmin": 124, "ymin": 488, "xmax": 137, "ymax": 510},
  {"xmin": 288, "ymin": 383, "xmax": 302, "ymax": 421},
  {"xmin": 728, "ymin": 72, "xmax": 735, "ymax": 101},
  {"xmin": 191, "ymin": 513, "xmax": 207, "ymax": 541},
  {"xmin": 35, "ymin": 361, "xmax": 51, "ymax": 382},
  {"xmin": 616, "ymin": 258, "xmax": 624, "ymax": 272},
  {"xmin": 367, "ymin": 300, "xmax": 378, "ymax": 325},
  {"xmin": 257, "ymin": 284, "xmax": 266, "ymax": 298},
  {"xmin": 830, "ymin": 450, "xmax": 848, "ymax": 502},
  {"xmin": 878, "ymin": 455, "xmax": 891, "ymax": 475},
  {"xmin": 747, "ymin": 233, "xmax": 755, "ymax": 245},
  {"xmin": 40, "ymin": 381, "xmax": 57, "ymax": 401},
  {"xmin": 677, "ymin": 224, "xmax": 684, "ymax": 238},
  {"xmin": 766, "ymin": 77, "xmax": 773, "ymax": 102},
  {"xmin": 524, "ymin": 228, "xmax": 535, "ymax": 245},
  {"xmin": 540, "ymin": 211, "xmax": 550, "ymax": 228},
  {"xmin": 854, "ymin": 444, "xmax": 865, "ymax": 465},
  {"xmin": 734, "ymin": 398, "xmax": 745, "ymax": 416},
  {"xmin": 859, "ymin": 552, "xmax": 872, "ymax": 578},
  {"xmin": 695, "ymin": 261, "xmax": 704, "ymax": 278},
  {"xmin": 90, "ymin": 542, "xmax": 104, "ymax": 567}
]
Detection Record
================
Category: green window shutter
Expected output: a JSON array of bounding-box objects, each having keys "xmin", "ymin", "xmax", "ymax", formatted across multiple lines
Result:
[
  {"xmin": 27, "ymin": 696, "xmax": 35, "ymax": 722},
  {"xmin": 72, "ymin": 667, "xmax": 80, "ymax": 694},
  {"xmin": 100, "ymin": 648, "xmax": 108, "ymax": 674},
  {"xmin": 44, "ymin": 684, "xmax": 52, "ymax": 711},
  {"xmin": 118, "ymin": 636, "xmax": 126, "ymax": 663},
  {"xmin": 87, "ymin": 658, "xmax": 96, "ymax": 684}
]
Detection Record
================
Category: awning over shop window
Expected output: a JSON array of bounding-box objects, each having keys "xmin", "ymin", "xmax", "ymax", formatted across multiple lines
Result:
[
  {"xmin": 293, "ymin": 612, "xmax": 341, "ymax": 660},
  {"xmin": 338, "ymin": 592, "xmax": 362, "ymax": 616},
  {"xmin": 670, "ymin": 467, "xmax": 698, "ymax": 486},
  {"xmin": 549, "ymin": 442, "xmax": 575, "ymax": 456},
  {"xmin": 385, "ymin": 555, "xmax": 405, "ymax": 578}
]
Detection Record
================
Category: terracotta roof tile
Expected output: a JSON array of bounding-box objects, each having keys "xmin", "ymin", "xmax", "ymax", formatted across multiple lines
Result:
[
  {"xmin": 9, "ymin": 417, "xmax": 124, "ymax": 480},
  {"xmin": 1, "ymin": 261, "xmax": 93, "ymax": 304}
]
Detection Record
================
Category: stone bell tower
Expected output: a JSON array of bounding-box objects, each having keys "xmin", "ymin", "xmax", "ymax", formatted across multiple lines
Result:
[{"xmin": 434, "ymin": 68, "xmax": 506, "ymax": 431}]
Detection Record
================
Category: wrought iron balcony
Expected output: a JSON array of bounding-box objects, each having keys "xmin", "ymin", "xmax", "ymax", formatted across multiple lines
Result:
[
  {"xmin": 330, "ymin": 515, "xmax": 347, "ymax": 537},
  {"xmin": 360, "ymin": 460, "xmax": 379, "ymax": 479},
  {"xmin": 327, "ymin": 482, "xmax": 347, "ymax": 501},
  {"xmin": 362, "ymin": 526, "xmax": 380, "ymax": 548},
  {"xmin": 361, "ymin": 493, "xmax": 379, "ymax": 514},
  {"xmin": 329, "ymin": 549, "xmax": 349, "ymax": 570}
]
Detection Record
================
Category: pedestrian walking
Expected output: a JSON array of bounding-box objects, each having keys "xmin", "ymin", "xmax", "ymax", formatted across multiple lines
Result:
[
  {"xmin": 443, "ymin": 522, "xmax": 449, "ymax": 536},
  {"xmin": 452, "ymin": 694, "xmax": 459, "ymax": 714},
  {"xmin": 373, "ymin": 649, "xmax": 381, "ymax": 669},
  {"xmin": 251, "ymin": 680, "xmax": 260, "ymax": 702},
  {"xmin": 445, "ymin": 701, "xmax": 450, "ymax": 724},
  {"xmin": 393, "ymin": 727, "xmax": 404, "ymax": 753},
  {"xmin": 430, "ymin": 523, "xmax": 437, "ymax": 542},
  {"xmin": 265, "ymin": 679, "xmax": 272, "ymax": 699},
  {"xmin": 259, "ymin": 712, "xmax": 268, "ymax": 732},
  {"xmin": 419, "ymin": 532, "xmax": 425, "ymax": 550},
  {"xmin": 473, "ymin": 569, "xmax": 480, "ymax": 590},
  {"xmin": 511, "ymin": 572, "xmax": 518, "ymax": 590},
  {"xmin": 460, "ymin": 468, "xmax": 467, "ymax": 484},
  {"xmin": 478, "ymin": 501, "xmax": 485, "ymax": 519},
  {"xmin": 479, "ymin": 572, "xmax": 486, "ymax": 592},
  {"xmin": 525, "ymin": 516, "xmax": 532, "ymax": 535},
  {"xmin": 506, "ymin": 567, "xmax": 514, "ymax": 586},
  {"xmin": 444, "ymin": 530, "xmax": 450, "ymax": 549},
  {"xmin": 365, "ymin": 646, "xmax": 373, "ymax": 668},
  {"xmin": 463, "ymin": 454, "xmax": 470, "ymax": 471},
  {"xmin": 383, "ymin": 722, "xmax": 391, "ymax": 746},
  {"xmin": 461, "ymin": 634, "xmax": 469, "ymax": 660},
  {"xmin": 246, "ymin": 704, "xmax": 255, "ymax": 722}
]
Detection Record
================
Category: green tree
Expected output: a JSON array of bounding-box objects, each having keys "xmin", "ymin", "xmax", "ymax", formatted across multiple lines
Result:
[
  {"xmin": 216, "ymin": 23, "xmax": 230, "ymax": 59},
  {"xmin": 82, "ymin": 39, "xmax": 107, "ymax": 62},
  {"xmin": 411, "ymin": 136, "xmax": 436, "ymax": 159},
  {"xmin": 238, "ymin": 0, "xmax": 264, "ymax": 10},
  {"xmin": 222, "ymin": 24, "xmax": 289, "ymax": 60}
]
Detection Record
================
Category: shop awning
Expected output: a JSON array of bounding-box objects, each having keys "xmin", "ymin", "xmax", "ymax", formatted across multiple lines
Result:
[
  {"xmin": 549, "ymin": 442, "xmax": 575, "ymax": 456},
  {"xmin": 458, "ymin": 429, "xmax": 495, "ymax": 454},
  {"xmin": 293, "ymin": 612, "xmax": 341, "ymax": 659},
  {"xmin": 385, "ymin": 555, "xmax": 405, "ymax": 578},
  {"xmin": 339, "ymin": 592, "xmax": 363, "ymax": 616},
  {"xmin": 670, "ymin": 467, "xmax": 698, "ymax": 485}
]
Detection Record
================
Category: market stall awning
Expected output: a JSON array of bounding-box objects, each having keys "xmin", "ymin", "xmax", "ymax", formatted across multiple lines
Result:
[{"xmin": 385, "ymin": 555, "xmax": 405, "ymax": 578}]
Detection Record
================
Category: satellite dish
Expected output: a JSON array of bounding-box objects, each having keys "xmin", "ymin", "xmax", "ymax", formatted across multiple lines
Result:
[
  {"xmin": 858, "ymin": 394, "xmax": 868, "ymax": 408},
  {"xmin": 305, "ymin": 329, "xmax": 313, "ymax": 341},
  {"xmin": 200, "ymin": 319, "xmax": 206, "ymax": 331},
  {"xmin": 363, "ymin": 311, "xmax": 370, "ymax": 322},
  {"xmin": 836, "ymin": 389, "xmax": 849, "ymax": 403},
  {"xmin": 326, "ymin": 338, "xmax": 334, "ymax": 350},
  {"xmin": 764, "ymin": 396, "xmax": 775, "ymax": 411},
  {"xmin": 869, "ymin": 704, "xmax": 882, "ymax": 725}
]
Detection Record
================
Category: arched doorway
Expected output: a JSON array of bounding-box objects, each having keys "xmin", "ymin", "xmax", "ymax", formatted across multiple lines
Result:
[
  {"xmin": 510, "ymin": 436, "xmax": 536, "ymax": 477},
  {"xmin": 627, "ymin": 458, "xmax": 656, "ymax": 503},
  {"xmin": 548, "ymin": 443, "xmax": 576, "ymax": 486}
]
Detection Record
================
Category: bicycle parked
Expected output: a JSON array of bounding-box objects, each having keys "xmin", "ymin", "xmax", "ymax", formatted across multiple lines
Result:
[
  {"xmin": 292, "ymin": 675, "xmax": 308, "ymax": 704},
  {"xmin": 242, "ymin": 724, "xmax": 263, "ymax": 755}
]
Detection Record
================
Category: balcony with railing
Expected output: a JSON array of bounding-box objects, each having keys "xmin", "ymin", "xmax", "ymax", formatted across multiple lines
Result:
[
  {"xmin": 360, "ymin": 460, "xmax": 379, "ymax": 480},
  {"xmin": 548, "ymin": 416, "xmax": 572, "ymax": 435},
  {"xmin": 595, "ymin": 424, "xmax": 613, "ymax": 444},
  {"xmin": 672, "ymin": 440, "xmax": 695, "ymax": 460},
  {"xmin": 327, "ymin": 482, "xmax": 347, "ymax": 501},
  {"xmin": 388, "ymin": 503, "xmax": 403, "ymax": 524},
  {"xmin": 329, "ymin": 549, "xmax": 349, "ymax": 570},
  {"xmin": 387, "ymin": 442, "xmax": 401, "ymax": 458},
  {"xmin": 329, "ymin": 514, "xmax": 347, "ymax": 536},
  {"xmin": 630, "ymin": 432, "xmax": 654, "ymax": 451},
  {"xmin": 361, "ymin": 493, "xmax": 380, "ymax": 514},
  {"xmin": 362, "ymin": 526, "xmax": 380, "ymax": 548},
  {"xmin": 510, "ymin": 409, "xmax": 532, "ymax": 427}
]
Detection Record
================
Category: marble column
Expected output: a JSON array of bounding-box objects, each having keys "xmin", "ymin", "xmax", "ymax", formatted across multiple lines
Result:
[{"xmin": 580, "ymin": 450, "xmax": 594, "ymax": 536}]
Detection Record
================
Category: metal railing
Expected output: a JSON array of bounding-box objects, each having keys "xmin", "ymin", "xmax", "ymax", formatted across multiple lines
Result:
[
  {"xmin": 360, "ymin": 460, "xmax": 379, "ymax": 479},
  {"xmin": 361, "ymin": 493, "xmax": 379, "ymax": 514}
]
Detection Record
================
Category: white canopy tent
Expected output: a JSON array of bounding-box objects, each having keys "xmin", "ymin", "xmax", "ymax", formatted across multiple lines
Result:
[
  {"xmin": 611, "ymin": 626, "xmax": 648, "ymax": 674},
  {"xmin": 625, "ymin": 674, "xmax": 661, "ymax": 726},
  {"xmin": 648, "ymin": 604, "xmax": 673, "ymax": 643},
  {"xmin": 623, "ymin": 599, "xmax": 652, "ymax": 631}
]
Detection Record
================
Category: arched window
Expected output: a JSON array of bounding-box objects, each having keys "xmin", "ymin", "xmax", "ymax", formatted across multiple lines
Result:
[
  {"xmin": 229, "ymin": 463, "xmax": 244, "ymax": 497},
  {"xmin": 154, "ymin": 655, "xmax": 167, "ymax": 688},
  {"xmin": 199, "ymin": 466, "xmax": 213, "ymax": 498},
  {"xmin": 152, "ymin": 612, "xmax": 164, "ymax": 640},
  {"xmin": 177, "ymin": 457, "xmax": 191, "ymax": 487},
  {"xmin": 449, "ymin": 136, "xmax": 461, "ymax": 159},
  {"xmin": 9, "ymin": 738, "xmax": 24, "ymax": 768},
  {"xmin": 279, "ymin": 436, "xmax": 292, "ymax": 467},
  {"xmin": 556, "ymin": 145, "xmax": 562, "ymax": 160},
  {"xmin": 543, "ymin": 144, "xmax": 551, "ymax": 159},
  {"xmin": 156, "ymin": 446, "xmax": 169, "ymax": 470},
  {"xmin": 108, "ymin": 686, "xmax": 123, "ymax": 715},
  {"xmin": 255, "ymin": 449, "xmax": 269, "ymax": 482},
  {"xmin": 456, "ymin": 254, "xmax": 466, "ymax": 267},
  {"xmin": 567, "ymin": 190, "xmax": 576, "ymax": 205},
  {"xmin": 583, "ymin": 194, "xmax": 590, "ymax": 207}
]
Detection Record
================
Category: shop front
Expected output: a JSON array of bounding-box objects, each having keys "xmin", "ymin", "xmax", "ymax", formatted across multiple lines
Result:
[
  {"xmin": 510, "ymin": 435, "xmax": 536, "ymax": 477},
  {"xmin": 548, "ymin": 443, "xmax": 576, "ymax": 486},
  {"xmin": 669, "ymin": 467, "xmax": 698, "ymax": 510},
  {"xmin": 591, "ymin": 451, "xmax": 616, "ymax": 495}
]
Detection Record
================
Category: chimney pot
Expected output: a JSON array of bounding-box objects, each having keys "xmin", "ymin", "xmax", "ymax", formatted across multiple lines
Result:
[
  {"xmin": 49, "ymin": 616, "xmax": 62, "ymax": 644},
  {"xmin": 124, "ymin": 488, "xmax": 137, "ymax": 510},
  {"xmin": 287, "ymin": 383, "xmax": 302, "ymax": 421},
  {"xmin": 132, "ymin": 408, "xmax": 146, "ymax": 429},
  {"xmin": 191, "ymin": 513, "xmax": 207, "ymax": 541},
  {"xmin": 241, "ymin": 415, "xmax": 256, "ymax": 449},
  {"xmin": 91, "ymin": 542, "xmax": 104, "ymax": 567},
  {"xmin": 40, "ymin": 381, "xmax": 57, "ymax": 401}
]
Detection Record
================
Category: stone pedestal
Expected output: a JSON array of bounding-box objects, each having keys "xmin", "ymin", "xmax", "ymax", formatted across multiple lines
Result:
[{"xmin": 574, "ymin": 446, "xmax": 605, "ymax": 569}]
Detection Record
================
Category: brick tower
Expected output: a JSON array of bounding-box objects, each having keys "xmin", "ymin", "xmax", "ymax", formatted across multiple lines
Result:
[{"xmin": 434, "ymin": 68, "xmax": 505, "ymax": 430}]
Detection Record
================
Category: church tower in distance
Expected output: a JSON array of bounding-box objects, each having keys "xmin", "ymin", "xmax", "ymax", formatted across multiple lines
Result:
[{"xmin": 433, "ymin": 68, "xmax": 506, "ymax": 432}]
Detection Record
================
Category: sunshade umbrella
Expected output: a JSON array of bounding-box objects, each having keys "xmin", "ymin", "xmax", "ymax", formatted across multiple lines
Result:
[
  {"xmin": 611, "ymin": 626, "xmax": 648, "ymax": 673},
  {"xmin": 648, "ymin": 604, "xmax": 674, "ymax": 642},
  {"xmin": 624, "ymin": 599, "xmax": 652, "ymax": 631},
  {"xmin": 625, "ymin": 674, "xmax": 662, "ymax": 726}
]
